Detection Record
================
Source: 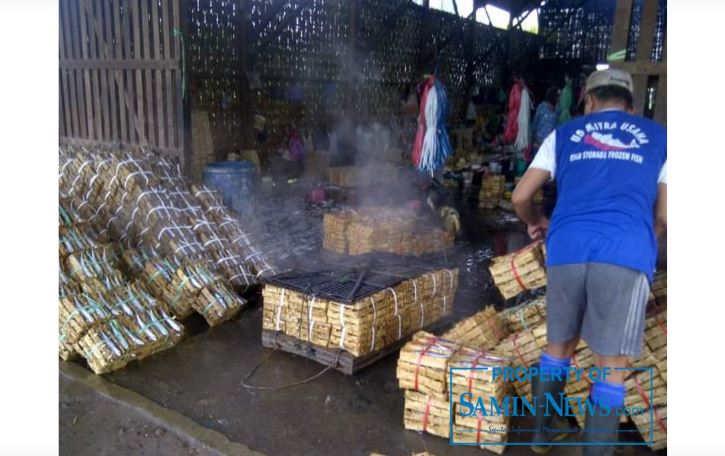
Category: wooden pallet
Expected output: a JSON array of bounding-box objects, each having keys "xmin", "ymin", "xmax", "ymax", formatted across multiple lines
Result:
[{"xmin": 262, "ymin": 321, "xmax": 446, "ymax": 375}]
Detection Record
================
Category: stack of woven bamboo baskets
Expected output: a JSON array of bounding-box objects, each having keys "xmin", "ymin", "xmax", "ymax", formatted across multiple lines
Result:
[
  {"xmin": 489, "ymin": 243, "xmax": 547, "ymax": 299},
  {"xmin": 322, "ymin": 211, "xmax": 353, "ymax": 253},
  {"xmin": 59, "ymin": 146, "xmax": 275, "ymax": 290},
  {"xmin": 59, "ymin": 201, "xmax": 184, "ymax": 373},
  {"xmin": 397, "ymin": 330, "xmax": 511, "ymax": 453},
  {"xmin": 442, "ymin": 306, "xmax": 510, "ymax": 351},
  {"xmin": 59, "ymin": 146, "xmax": 275, "ymax": 372},
  {"xmin": 262, "ymin": 268, "xmax": 459, "ymax": 357},
  {"xmin": 479, "ymin": 175, "xmax": 506, "ymax": 209},
  {"xmin": 322, "ymin": 209, "xmax": 453, "ymax": 257}
]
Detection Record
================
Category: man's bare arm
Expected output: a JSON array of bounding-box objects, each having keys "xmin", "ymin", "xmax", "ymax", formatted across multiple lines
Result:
[
  {"xmin": 655, "ymin": 183, "xmax": 667, "ymax": 236},
  {"xmin": 512, "ymin": 168, "xmax": 551, "ymax": 240}
]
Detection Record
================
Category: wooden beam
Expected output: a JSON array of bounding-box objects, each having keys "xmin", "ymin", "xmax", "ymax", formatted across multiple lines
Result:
[
  {"xmin": 59, "ymin": 59, "xmax": 180, "ymax": 70},
  {"xmin": 611, "ymin": 60, "xmax": 666, "ymax": 76},
  {"xmin": 609, "ymin": 0, "xmax": 634, "ymax": 59},
  {"xmin": 630, "ymin": 0, "xmax": 659, "ymax": 115},
  {"xmin": 636, "ymin": 0, "xmax": 659, "ymax": 61},
  {"xmin": 653, "ymin": 75, "xmax": 666, "ymax": 125}
]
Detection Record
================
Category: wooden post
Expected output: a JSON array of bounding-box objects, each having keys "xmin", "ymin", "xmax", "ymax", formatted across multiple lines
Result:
[
  {"xmin": 610, "ymin": 0, "xmax": 634, "ymax": 57},
  {"xmin": 179, "ymin": 0, "xmax": 192, "ymax": 176},
  {"xmin": 630, "ymin": 0, "xmax": 658, "ymax": 115}
]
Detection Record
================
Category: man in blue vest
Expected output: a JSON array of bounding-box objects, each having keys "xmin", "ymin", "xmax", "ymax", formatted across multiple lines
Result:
[{"xmin": 511, "ymin": 69, "xmax": 667, "ymax": 456}]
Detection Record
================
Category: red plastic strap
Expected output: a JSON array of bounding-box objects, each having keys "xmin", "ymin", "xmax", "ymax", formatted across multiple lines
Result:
[
  {"xmin": 632, "ymin": 372, "xmax": 667, "ymax": 434},
  {"xmin": 510, "ymin": 249, "xmax": 528, "ymax": 292},
  {"xmin": 476, "ymin": 411, "xmax": 485, "ymax": 444},
  {"xmin": 422, "ymin": 396, "xmax": 432, "ymax": 433},
  {"xmin": 467, "ymin": 353, "xmax": 485, "ymax": 394},
  {"xmin": 509, "ymin": 241, "xmax": 542, "ymax": 292},
  {"xmin": 512, "ymin": 332, "xmax": 528, "ymax": 368},
  {"xmin": 414, "ymin": 337, "xmax": 437, "ymax": 391}
]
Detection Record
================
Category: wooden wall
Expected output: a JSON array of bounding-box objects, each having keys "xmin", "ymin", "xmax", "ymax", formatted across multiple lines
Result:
[{"xmin": 59, "ymin": 0, "xmax": 189, "ymax": 170}]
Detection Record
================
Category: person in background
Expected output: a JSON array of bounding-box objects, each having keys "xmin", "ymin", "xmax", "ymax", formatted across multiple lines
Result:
[
  {"xmin": 532, "ymin": 86, "xmax": 559, "ymax": 152},
  {"xmin": 512, "ymin": 69, "xmax": 667, "ymax": 456}
]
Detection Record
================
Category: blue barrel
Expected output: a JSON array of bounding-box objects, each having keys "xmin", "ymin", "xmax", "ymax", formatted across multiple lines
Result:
[{"xmin": 203, "ymin": 160, "xmax": 258, "ymax": 215}]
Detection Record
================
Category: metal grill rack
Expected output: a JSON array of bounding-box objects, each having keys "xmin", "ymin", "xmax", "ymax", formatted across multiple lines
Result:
[{"xmin": 262, "ymin": 251, "xmax": 455, "ymax": 303}]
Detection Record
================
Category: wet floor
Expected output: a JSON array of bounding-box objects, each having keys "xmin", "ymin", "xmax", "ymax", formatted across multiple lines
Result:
[{"xmin": 64, "ymin": 186, "xmax": 665, "ymax": 456}]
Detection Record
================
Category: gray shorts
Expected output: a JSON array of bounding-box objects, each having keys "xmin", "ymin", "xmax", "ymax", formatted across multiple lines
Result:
[{"xmin": 546, "ymin": 263, "xmax": 650, "ymax": 357}]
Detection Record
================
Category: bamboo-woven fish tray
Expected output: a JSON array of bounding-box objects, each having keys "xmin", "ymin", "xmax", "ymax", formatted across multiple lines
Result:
[
  {"xmin": 442, "ymin": 306, "xmax": 510, "ymax": 351},
  {"xmin": 322, "ymin": 208, "xmax": 453, "ymax": 257},
  {"xmin": 489, "ymin": 242, "xmax": 547, "ymax": 299},
  {"xmin": 499, "ymin": 297, "xmax": 547, "ymax": 333},
  {"xmin": 403, "ymin": 389, "xmax": 451, "ymax": 439},
  {"xmin": 397, "ymin": 331, "xmax": 461, "ymax": 395}
]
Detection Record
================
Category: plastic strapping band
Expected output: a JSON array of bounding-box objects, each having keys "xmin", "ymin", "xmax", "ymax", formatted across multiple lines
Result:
[
  {"xmin": 518, "ymin": 308, "xmax": 530, "ymax": 332},
  {"xmin": 431, "ymin": 272, "xmax": 437, "ymax": 296},
  {"xmin": 476, "ymin": 411, "xmax": 485, "ymax": 444},
  {"xmin": 388, "ymin": 287, "xmax": 401, "ymax": 339},
  {"xmin": 422, "ymin": 396, "xmax": 432, "ymax": 433},
  {"xmin": 339, "ymin": 305, "xmax": 347, "ymax": 350},
  {"xmin": 124, "ymin": 170, "xmax": 145, "ymax": 189},
  {"xmin": 275, "ymin": 289, "xmax": 285, "ymax": 331},
  {"xmin": 468, "ymin": 353, "xmax": 485, "ymax": 394},
  {"xmin": 369, "ymin": 297, "xmax": 377, "ymax": 352},
  {"xmin": 510, "ymin": 247, "xmax": 529, "ymax": 292},
  {"xmin": 414, "ymin": 337, "xmax": 437, "ymax": 391},
  {"xmin": 308, "ymin": 297, "xmax": 316, "ymax": 343},
  {"xmin": 632, "ymin": 372, "xmax": 667, "ymax": 434}
]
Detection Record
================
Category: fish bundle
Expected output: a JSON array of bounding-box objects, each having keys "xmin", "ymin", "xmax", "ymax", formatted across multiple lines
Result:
[
  {"xmin": 323, "ymin": 208, "xmax": 453, "ymax": 256},
  {"xmin": 489, "ymin": 243, "xmax": 547, "ymax": 299},
  {"xmin": 442, "ymin": 306, "xmax": 510, "ymax": 351},
  {"xmin": 479, "ymin": 175, "xmax": 505, "ymax": 210},
  {"xmin": 76, "ymin": 318, "xmax": 143, "ymax": 374},
  {"xmin": 397, "ymin": 331, "xmax": 512, "ymax": 453},
  {"xmin": 263, "ymin": 269, "xmax": 458, "ymax": 358},
  {"xmin": 194, "ymin": 282, "xmax": 247, "ymax": 326},
  {"xmin": 499, "ymin": 297, "xmax": 547, "ymax": 333}
]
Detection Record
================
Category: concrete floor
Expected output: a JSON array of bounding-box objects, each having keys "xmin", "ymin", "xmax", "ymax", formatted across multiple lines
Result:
[
  {"xmin": 59, "ymin": 191, "xmax": 666, "ymax": 456},
  {"xmin": 60, "ymin": 371, "xmax": 215, "ymax": 456}
]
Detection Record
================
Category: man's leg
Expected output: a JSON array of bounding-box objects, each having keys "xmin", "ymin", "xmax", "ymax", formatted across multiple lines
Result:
[
  {"xmin": 531, "ymin": 264, "xmax": 587, "ymax": 454},
  {"xmin": 545, "ymin": 337, "xmax": 580, "ymax": 359},
  {"xmin": 582, "ymin": 354, "xmax": 628, "ymax": 456},
  {"xmin": 582, "ymin": 264, "xmax": 650, "ymax": 456}
]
